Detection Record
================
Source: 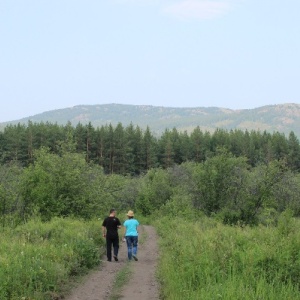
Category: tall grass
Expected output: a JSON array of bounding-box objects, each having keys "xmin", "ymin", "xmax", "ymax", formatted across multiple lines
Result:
[
  {"xmin": 156, "ymin": 213, "xmax": 300, "ymax": 300},
  {"xmin": 0, "ymin": 217, "xmax": 104, "ymax": 300}
]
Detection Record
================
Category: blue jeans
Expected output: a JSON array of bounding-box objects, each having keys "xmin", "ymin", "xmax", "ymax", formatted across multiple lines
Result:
[{"xmin": 126, "ymin": 236, "xmax": 138, "ymax": 260}]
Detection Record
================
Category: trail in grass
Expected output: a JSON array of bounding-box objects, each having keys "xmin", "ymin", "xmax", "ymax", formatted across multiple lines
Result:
[{"xmin": 65, "ymin": 225, "xmax": 160, "ymax": 300}]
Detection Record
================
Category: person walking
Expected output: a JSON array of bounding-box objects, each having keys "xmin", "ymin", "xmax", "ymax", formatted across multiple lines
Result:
[
  {"xmin": 123, "ymin": 210, "xmax": 139, "ymax": 261},
  {"xmin": 102, "ymin": 208, "xmax": 121, "ymax": 262}
]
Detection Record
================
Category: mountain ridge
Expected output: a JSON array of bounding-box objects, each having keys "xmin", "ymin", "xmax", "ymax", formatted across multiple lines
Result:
[{"xmin": 1, "ymin": 103, "xmax": 300, "ymax": 137}]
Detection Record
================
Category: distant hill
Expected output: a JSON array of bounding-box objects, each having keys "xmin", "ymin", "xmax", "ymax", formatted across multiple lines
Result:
[{"xmin": 1, "ymin": 103, "xmax": 300, "ymax": 137}]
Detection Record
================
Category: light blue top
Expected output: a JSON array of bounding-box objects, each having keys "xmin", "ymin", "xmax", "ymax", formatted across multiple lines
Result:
[{"xmin": 124, "ymin": 219, "xmax": 139, "ymax": 236}]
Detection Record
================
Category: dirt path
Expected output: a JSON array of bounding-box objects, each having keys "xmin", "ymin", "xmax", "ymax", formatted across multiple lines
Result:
[{"xmin": 65, "ymin": 225, "xmax": 160, "ymax": 300}]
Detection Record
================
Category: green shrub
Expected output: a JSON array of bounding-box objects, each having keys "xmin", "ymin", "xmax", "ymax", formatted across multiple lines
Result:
[
  {"xmin": 156, "ymin": 216, "xmax": 300, "ymax": 300},
  {"xmin": 0, "ymin": 218, "xmax": 104, "ymax": 300}
]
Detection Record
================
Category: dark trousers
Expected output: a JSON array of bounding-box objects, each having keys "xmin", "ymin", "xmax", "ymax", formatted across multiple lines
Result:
[{"xmin": 106, "ymin": 236, "xmax": 119, "ymax": 261}]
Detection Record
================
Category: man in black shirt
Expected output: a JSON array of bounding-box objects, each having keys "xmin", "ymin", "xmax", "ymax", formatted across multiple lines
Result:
[{"xmin": 102, "ymin": 209, "xmax": 121, "ymax": 262}]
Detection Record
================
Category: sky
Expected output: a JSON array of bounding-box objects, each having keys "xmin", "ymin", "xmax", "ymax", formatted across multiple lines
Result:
[{"xmin": 1, "ymin": 0, "xmax": 300, "ymax": 122}]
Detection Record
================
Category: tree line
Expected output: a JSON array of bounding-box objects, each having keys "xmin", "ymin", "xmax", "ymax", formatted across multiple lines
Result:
[
  {"xmin": 1, "ymin": 121, "xmax": 300, "ymax": 174},
  {"xmin": 1, "ymin": 121, "xmax": 300, "ymax": 227},
  {"xmin": 1, "ymin": 146, "xmax": 300, "ymax": 227}
]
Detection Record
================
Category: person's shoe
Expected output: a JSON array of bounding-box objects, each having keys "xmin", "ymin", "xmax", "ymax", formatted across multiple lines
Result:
[
  {"xmin": 107, "ymin": 259, "xmax": 112, "ymax": 262},
  {"xmin": 113, "ymin": 255, "xmax": 118, "ymax": 261},
  {"xmin": 132, "ymin": 255, "xmax": 138, "ymax": 261}
]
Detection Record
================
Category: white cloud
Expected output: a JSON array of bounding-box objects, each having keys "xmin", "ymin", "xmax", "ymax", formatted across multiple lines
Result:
[
  {"xmin": 163, "ymin": 0, "xmax": 231, "ymax": 20},
  {"xmin": 115, "ymin": 0, "xmax": 162, "ymax": 5},
  {"xmin": 115, "ymin": 0, "xmax": 238, "ymax": 20}
]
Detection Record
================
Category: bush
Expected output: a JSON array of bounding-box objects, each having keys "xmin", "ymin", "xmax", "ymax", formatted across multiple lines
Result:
[
  {"xmin": 156, "ymin": 216, "xmax": 300, "ymax": 300},
  {"xmin": 0, "ymin": 218, "xmax": 104, "ymax": 300}
]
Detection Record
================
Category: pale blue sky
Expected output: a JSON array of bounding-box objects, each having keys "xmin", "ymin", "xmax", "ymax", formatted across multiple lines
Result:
[{"xmin": 1, "ymin": 0, "xmax": 299, "ymax": 122}]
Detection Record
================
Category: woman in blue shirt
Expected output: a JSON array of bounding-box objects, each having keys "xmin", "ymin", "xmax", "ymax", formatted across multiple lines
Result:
[{"xmin": 123, "ymin": 210, "xmax": 139, "ymax": 261}]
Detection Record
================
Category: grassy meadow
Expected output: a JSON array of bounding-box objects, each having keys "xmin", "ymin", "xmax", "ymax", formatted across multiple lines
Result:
[
  {"xmin": 2, "ymin": 212, "xmax": 300, "ymax": 299},
  {"xmin": 0, "ymin": 218, "xmax": 103, "ymax": 300},
  {"xmin": 156, "ymin": 212, "xmax": 300, "ymax": 300}
]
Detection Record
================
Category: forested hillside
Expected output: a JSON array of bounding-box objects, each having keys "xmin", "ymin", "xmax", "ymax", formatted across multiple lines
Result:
[
  {"xmin": 1, "ymin": 103, "xmax": 300, "ymax": 137},
  {"xmin": 1, "ymin": 120, "xmax": 300, "ymax": 222}
]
